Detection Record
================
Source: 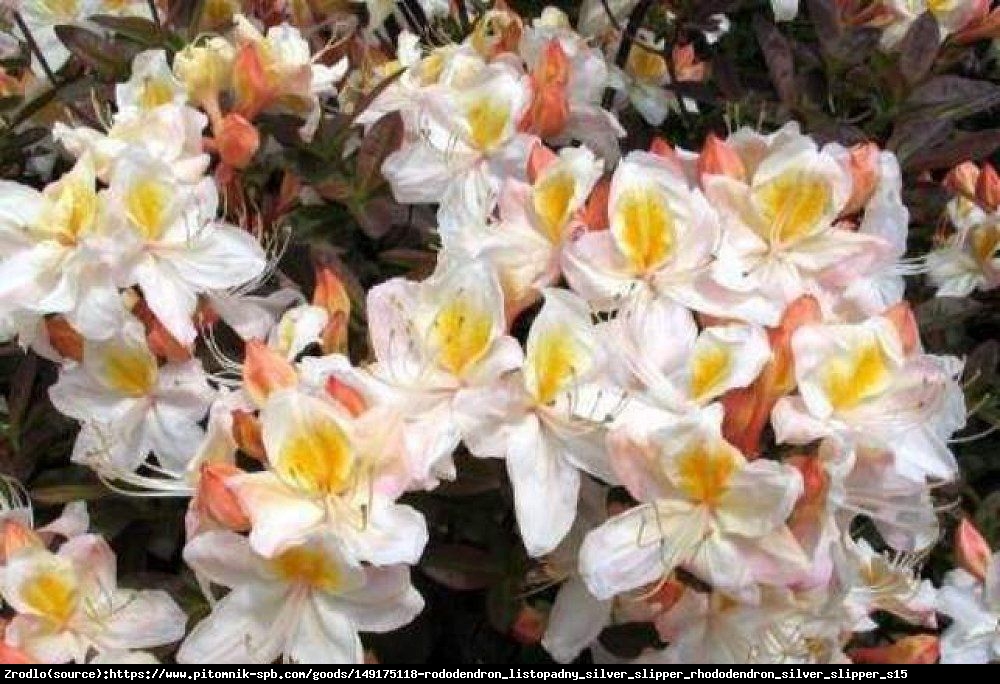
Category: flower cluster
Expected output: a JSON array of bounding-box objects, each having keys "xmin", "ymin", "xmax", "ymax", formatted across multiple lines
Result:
[{"xmin": 0, "ymin": 0, "xmax": 997, "ymax": 666}]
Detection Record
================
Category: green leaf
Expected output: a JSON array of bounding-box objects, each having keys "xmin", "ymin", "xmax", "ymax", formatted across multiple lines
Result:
[
  {"xmin": 753, "ymin": 16, "xmax": 796, "ymax": 107},
  {"xmin": 356, "ymin": 111, "xmax": 404, "ymax": 195},
  {"xmin": 901, "ymin": 75, "xmax": 1000, "ymax": 122},
  {"xmin": 898, "ymin": 12, "xmax": 940, "ymax": 84},
  {"xmin": 905, "ymin": 129, "xmax": 1000, "ymax": 171},
  {"xmin": 54, "ymin": 25, "xmax": 132, "ymax": 80}
]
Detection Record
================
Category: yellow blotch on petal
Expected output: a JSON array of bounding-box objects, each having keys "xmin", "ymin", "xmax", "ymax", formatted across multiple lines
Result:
[
  {"xmin": 689, "ymin": 342, "xmax": 732, "ymax": 403},
  {"xmin": 430, "ymin": 298, "xmax": 494, "ymax": 377},
  {"xmin": 138, "ymin": 78, "xmax": 176, "ymax": 109},
  {"xmin": 125, "ymin": 179, "xmax": 171, "ymax": 241},
  {"xmin": 533, "ymin": 169, "xmax": 576, "ymax": 242},
  {"xmin": 676, "ymin": 442, "xmax": 740, "ymax": 507},
  {"xmin": 276, "ymin": 415, "xmax": 355, "ymax": 496},
  {"xmin": 614, "ymin": 187, "xmax": 676, "ymax": 273},
  {"xmin": 271, "ymin": 546, "xmax": 342, "ymax": 591},
  {"xmin": 971, "ymin": 223, "xmax": 1000, "ymax": 270},
  {"xmin": 626, "ymin": 45, "xmax": 668, "ymax": 83},
  {"xmin": 20, "ymin": 566, "xmax": 79, "ymax": 625},
  {"xmin": 465, "ymin": 95, "xmax": 510, "ymax": 153},
  {"xmin": 50, "ymin": 179, "xmax": 97, "ymax": 246},
  {"xmin": 754, "ymin": 171, "xmax": 832, "ymax": 246},
  {"xmin": 927, "ymin": 0, "xmax": 958, "ymax": 16},
  {"xmin": 822, "ymin": 340, "xmax": 891, "ymax": 412},
  {"xmin": 96, "ymin": 343, "xmax": 158, "ymax": 397},
  {"xmin": 527, "ymin": 328, "xmax": 588, "ymax": 405}
]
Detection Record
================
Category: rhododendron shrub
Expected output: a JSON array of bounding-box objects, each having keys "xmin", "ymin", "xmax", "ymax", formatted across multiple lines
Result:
[{"xmin": 0, "ymin": 0, "xmax": 999, "ymax": 665}]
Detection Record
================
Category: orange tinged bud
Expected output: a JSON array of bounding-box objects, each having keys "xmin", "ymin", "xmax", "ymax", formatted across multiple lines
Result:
[
  {"xmin": 768, "ymin": 295, "xmax": 823, "ymax": 395},
  {"xmin": 527, "ymin": 143, "xmax": 558, "ymax": 183},
  {"xmin": 232, "ymin": 409, "xmax": 266, "ymax": 462},
  {"xmin": 944, "ymin": 161, "xmax": 980, "ymax": 198},
  {"xmin": 953, "ymin": 7, "xmax": 1000, "ymax": 44},
  {"xmin": 881, "ymin": 301, "xmax": 919, "ymax": 356},
  {"xmin": 325, "ymin": 376, "xmax": 367, "ymax": 417},
  {"xmin": 579, "ymin": 177, "xmax": 610, "ymax": 232},
  {"xmin": 975, "ymin": 163, "xmax": 1000, "ymax": 212},
  {"xmin": 849, "ymin": 635, "xmax": 939, "ymax": 664},
  {"xmin": 648, "ymin": 137, "xmax": 684, "ymax": 175},
  {"xmin": 313, "ymin": 267, "xmax": 351, "ymax": 314},
  {"xmin": 842, "ymin": 142, "xmax": 880, "ymax": 216},
  {"xmin": 243, "ymin": 340, "xmax": 298, "ymax": 405},
  {"xmin": 216, "ymin": 113, "xmax": 260, "ymax": 170},
  {"xmin": 698, "ymin": 133, "xmax": 746, "ymax": 184},
  {"xmin": 722, "ymin": 296, "xmax": 821, "ymax": 457},
  {"xmin": 955, "ymin": 518, "xmax": 991, "ymax": 582},
  {"xmin": 232, "ymin": 44, "xmax": 273, "ymax": 120},
  {"xmin": 520, "ymin": 43, "xmax": 571, "ymax": 139},
  {"xmin": 519, "ymin": 82, "xmax": 570, "ymax": 139},
  {"xmin": 45, "ymin": 316, "xmax": 83, "ymax": 362},
  {"xmin": 313, "ymin": 267, "xmax": 351, "ymax": 355},
  {"xmin": 133, "ymin": 298, "xmax": 191, "ymax": 362},
  {"xmin": 671, "ymin": 44, "xmax": 707, "ymax": 83},
  {"xmin": 0, "ymin": 519, "xmax": 43, "ymax": 564},
  {"xmin": 510, "ymin": 604, "xmax": 546, "ymax": 645},
  {"xmin": 198, "ymin": 462, "xmax": 251, "ymax": 532},
  {"xmin": 536, "ymin": 40, "xmax": 570, "ymax": 89}
]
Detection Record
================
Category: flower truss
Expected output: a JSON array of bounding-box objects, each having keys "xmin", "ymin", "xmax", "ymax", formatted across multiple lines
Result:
[{"xmin": 0, "ymin": 0, "xmax": 998, "ymax": 667}]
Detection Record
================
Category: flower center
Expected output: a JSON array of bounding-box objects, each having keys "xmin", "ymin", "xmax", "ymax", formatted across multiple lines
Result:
[
  {"xmin": 614, "ymin": 186, "xmax": 676, "ymax": 273},
  {"xmin": 676, "ymin": 442, "xmax": 740, "ymax": 507},
  {"xmin": 271, "ymin": 547, "xmax": 342, "ymax": 591},
  {"xmin": 276, "ymin": 415, "xmax": 355, "ymax": 497},
  {"xmin": 754, "ymin": 171, "xmax": 832, "ymax": 246},
  {"xmin": 822, "ymin": 339, "xmax": 891, "ymax": 412},
  {"xmin": 429, "ymin": 297, "xmax": 493, "ymax": 377}
]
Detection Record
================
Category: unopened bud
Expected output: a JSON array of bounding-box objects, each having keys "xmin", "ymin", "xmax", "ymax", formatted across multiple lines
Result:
[
  {"xmin": 232, "ymin": 410, "xmax": 267, "ymax": 462},
  {"xmin": 943, "ymin": 161, "xmax": 980, "ymax": 198},
  {"xmin": 698, "ymin": 133, "xmax": 746, "ymax": 184},
  {"xmin": 955, "ymin": 518, "xmax": 992, "ymax": 582},
  {"xmin": 243, "ymin": 340, "xmax": 298, "ymax": 406},
  {"xmin": 216, "ymin": 113, "xmax": 260, "ymax": 170},
  {"xmin": 197, "ymin": 462, "xmax": 251, "ymax": 532},
  {"xmin": 0, "ymin": 520, "xmax": 43, "ymax": 564},
  {"xmin": 45, "ymin": 316, "xmax": 83, "ymax": 362},
  {"xmin": 849, "ymin": 635, "xmax": 939, "ymax": 664},
  {"xmin": 842, "ymin": 142, "xmax": 880, "ymax": 216},
  {"xmin": 975, "ymin": 163, "xmax": 1000, "ymax": 212}
]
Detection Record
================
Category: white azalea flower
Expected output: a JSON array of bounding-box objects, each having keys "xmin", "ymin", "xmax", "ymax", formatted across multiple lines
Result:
[
  {"xmin": 457, "ymin": 288, "xmax": 619, "ymax": 557},
  {"xmin": 0, "ymin": 534, "xmax": 185, "ymax": 663},
  {"xmin": 177, "ymin": 530, "xmax": 423, "ymax": 664},
  {"xmin": 48, "ymin": 316, "xmax": 214, "ymax": 473},
  {"xmin": 772, "ymin": 315, "xmax": 966, "ymax": 481},
  {"xmin": 581, "ymin": 406, "xmax": 807, "ymax": 601},
  {"xmin": 104, "ymin": 153, "xmax": 266, "ymax": 345}
]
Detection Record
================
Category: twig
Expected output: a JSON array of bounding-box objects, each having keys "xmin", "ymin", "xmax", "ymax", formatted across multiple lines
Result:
[
  {"xmin": 12, "ymin": 13, "xmax": 102, "ymax": 129},
  {"xmin": 13, "ymin": 12, "xmax": 57, "ymax": 86},
  {"xmin": 602, "ymin": 0, "xmax": 654, "ymax": 109},
  {"xmin": 455, "ymin": 0, "xmax": 470, "ymax": 33},
  {"xmin": 600, "ymin": 0, "xmax": 623, "ymax": 32}
]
